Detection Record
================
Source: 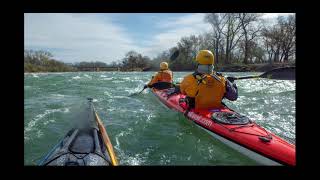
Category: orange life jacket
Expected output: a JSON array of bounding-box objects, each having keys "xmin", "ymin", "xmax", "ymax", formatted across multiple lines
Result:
[
  {"xmin": 180, "ymin": 72, "xmax": 226, "ymax": 110},
  {"xmin": 148, "ymin": 70, "xmax": 173, "ymax": 86}
]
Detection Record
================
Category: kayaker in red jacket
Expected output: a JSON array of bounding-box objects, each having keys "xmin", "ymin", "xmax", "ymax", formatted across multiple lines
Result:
[{"xmin": 177, "ymin": 50, "xmax": 238, "ymax": 110}]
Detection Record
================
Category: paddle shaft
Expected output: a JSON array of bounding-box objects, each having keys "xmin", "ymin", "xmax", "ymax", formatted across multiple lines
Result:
[
  {"xmin": 233, "ymin": 75, "xmax": 260, "ymax": 80},
  {"xmin": 229, "ymin": 67, "xmax": 295, "ymax": 81},
  {"xmin": 137, "ymin": 87, "xmax": 147, "ymax": 94}
]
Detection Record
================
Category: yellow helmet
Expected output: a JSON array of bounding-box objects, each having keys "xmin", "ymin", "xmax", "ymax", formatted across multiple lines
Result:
[
  {"xmin": 196, "ymin": 50, "xmax": 214, "ymax": 65},
  {"xmin": 160, "ymin": 62, "xmax": 169, "ymax": 70}
]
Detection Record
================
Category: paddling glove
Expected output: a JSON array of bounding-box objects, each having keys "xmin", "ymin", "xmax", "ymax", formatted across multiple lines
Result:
[
  {"xmin": 224, "ymin": 80, "xmax": 238, "ymax": 101},
  {"xmin": 175, "ymin": 85, "xmax": 180, "ymax": 92}
]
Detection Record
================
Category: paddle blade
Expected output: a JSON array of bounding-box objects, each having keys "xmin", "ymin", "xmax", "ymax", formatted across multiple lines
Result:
[
  {"xmin": 260, "ymin": 67, "xmax": 295, "ymax": 80},
  {"xmin": 170, "ymin": 50, "xmax": 179, "ymax": 61},
  {"xmin": 128, "ymin": 87, "xmax": 147, "ymax": 97}
]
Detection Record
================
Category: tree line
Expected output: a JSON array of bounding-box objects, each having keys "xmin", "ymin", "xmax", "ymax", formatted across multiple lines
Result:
[
  {"xmin": 24, "ymin": 50, "xmax": 119, "ymax": 72},
  {"xmin": 24, "ymin": 50, "xmax": 76, "ymax": 72}
]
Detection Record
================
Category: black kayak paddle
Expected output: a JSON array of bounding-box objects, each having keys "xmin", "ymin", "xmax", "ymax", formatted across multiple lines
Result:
[{"xmin": 227, "ymin": 66, "xmax": 295, "ymax": 81}]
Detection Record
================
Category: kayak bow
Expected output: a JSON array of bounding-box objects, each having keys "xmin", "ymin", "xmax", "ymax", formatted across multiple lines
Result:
[{"xmin": 38, "ymin": 98, "xmax": 118, "ymax": 166}]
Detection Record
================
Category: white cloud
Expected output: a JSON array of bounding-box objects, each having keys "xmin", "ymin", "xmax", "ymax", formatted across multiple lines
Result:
[
  {"xmin": 262, "ymin": 13, "xmax": 295, "ymax": 19},
  {"xmin": 261, "ymin": 13, "xmax": 295, "ymax": 26},
  {"xmin": 24, "ymin": 13, "xmax": 143, "ymax": 63},
  {"xmin": 25, "ymin": 13, "xmax": 211, "ymax": 62},
  {"xmin": 141, "ymin": 13, "xmax": 210, "ymax": 57},
  {"xmin": 26, "ymin": 13, "xmax": 293, "ymax": 63},
  {"xmin": 156, "ymin": 13, "xmax": 207, "ymax": 29}
]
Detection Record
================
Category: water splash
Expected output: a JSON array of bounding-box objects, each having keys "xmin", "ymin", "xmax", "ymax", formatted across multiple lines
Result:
[
  {"xmin": 72, "ymin": 76, "xmax": 81, "ymax": 80},
  {"xmin": 24, "ymin": 108, "xmax": 70, "ymax": 141}
]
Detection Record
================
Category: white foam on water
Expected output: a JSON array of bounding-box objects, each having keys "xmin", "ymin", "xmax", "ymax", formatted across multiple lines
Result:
[
  {"xmin": 83, "ymin": 74, "xmax": 92, "ymax": 79},
  {"xmin": 114, "ymin": 129, "xmax": 147, "ymax": 165},
  {"xmin": 133, "ymin": 79, "xmax": 144, "ymax": 83},
  {"xmin": 112, "ymin": 80, "xmax": 125, "ymax": 84},
  {"xmin": 187, "ymin": 156, "xmax": 191, "ymax": 161},
  {"xmin": 126, "ymin": 154, "xmax": 146, "ymax": 165},
  {"xmin": 114, "ymin": 128, "xmax": 134, "ymax": 150},
  {"xmin": 207, "ymin": 146, "xmax": 215, "ymax": 160},
  {"xmin": 36, "ymin": 130, "xmax": 44, "ymax": 138},
  {"xmin": 24, "ymin": 108, "xmax": 70, "ymax": 141},
  {"xmin": 104, "ymin": 91, "xmax": 112, "ymax": 97},
  {"xmin": 176, "ymin": 132, "xmax": 184, "ymax": 141},
  {"xmin": 114, "ymin": 136, "xmax": 123, "ymax": 157},
  {"xmin": 100, "ymin": 75, "xmax": 107, "ymax": 78},
  {"xmin": 102, "ymin": 77, "xmax": 113, "ymax": 81},
  {"xmin": 25, "ymin": 136, "xmax": 30, "ymax": 141},
  {"xmin": 145, "ymin": 114, "xmax": 155, "ymax": 124},
  {"xmin": 72, "ymin": 76, "xmax": 81, "ymax": 80},
  {"xmin": 92, "ymin": 99, "xmax": 98, "ymax": 102},
  {"xmin": 43, "ymin": 119, "xmax": 56, "ymax": 126},
  {"xmin": 120, "ymin": 146, "xmax": 151, "ymax": 165},
  {"xmin": 51, "ymin": 94, "xmax": 65, "ymax": 98},
  {"xmin": 125, "ymin": 79, "xmax": 144, "ymax": 83},
  {"xmin": 176, "ymin": 78, "xmax": 183, "ymax": 82},
  {"xmin": 241, "ymin": 79, "xmax": 295, "ymax": 94},
  {"xmin": 246, "ymin": 111, "xmax": 264, "ymax": 122},
  {"xmin": 32, "ymin": 74, "xmax": 39, "ymax": 78},
  {"xmin": 122, "ymin": 77, "xmax": 131, "ymax": 81},
  {"xmin": 125, "ymin": 86, "xmax": 142, "ymax": 94},
  {"xmin": 113, "ymin": 96, "xmax": 130, "ymax": 100},
  {"xmin": 107, "ymin": 99, "xmax": 114, "ymax": 103},
  {"xmin": 114, "ymin": 152, "xmax": 145, "ymax": 166},
  {"xmin": 160, "ymin": 154, "xmax": 171, "ymax": 165}
]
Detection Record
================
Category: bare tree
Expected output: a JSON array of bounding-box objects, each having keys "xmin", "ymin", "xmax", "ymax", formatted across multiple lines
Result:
[
  {"xmin": 262, "ymin": 27, "xmax": 281, "ymax": 64},
  {"xmin": 261, "ymin": 15, "xmax": 296, "ymax": 64},
  {"xmin": 278, "ymin": 15, "xmax": 296, "ymax": 62},
  {"xmin": 237, "ymin": 13, "xmax": 263, "ymax": 64},
  {"xmin": 199, "ymin": 32, "xmax": 215, "ymax": 51},
  {"xmin": 222, "ymin": 13, "xmax": 244, "ymax": 64},
  {"xmin": 204, "ymin": 13, "xmax": 227, "ymax": 64}
]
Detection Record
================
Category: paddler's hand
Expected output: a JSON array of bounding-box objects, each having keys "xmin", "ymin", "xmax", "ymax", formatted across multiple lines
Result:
[{"xmin": 144, "ymin": 85, "xmax": 148, "ymax": 89}]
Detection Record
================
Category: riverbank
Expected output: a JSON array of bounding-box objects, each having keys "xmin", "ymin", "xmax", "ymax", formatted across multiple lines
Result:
[
  {"xmin": 215, "ymin": 63, "xmax": 295, "ymax": 72},
  {"xmin": 24, "ymin": 63, "xmax": 295, "ymax": 73},
  {"xmin": 143, "ymin": 63, "xmax": 295, "ymax": 72}
]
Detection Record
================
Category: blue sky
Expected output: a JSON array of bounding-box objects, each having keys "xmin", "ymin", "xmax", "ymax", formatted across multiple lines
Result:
[{"xmin": 24, "ymin": 13, "xmax": 294, "ymax": 64}]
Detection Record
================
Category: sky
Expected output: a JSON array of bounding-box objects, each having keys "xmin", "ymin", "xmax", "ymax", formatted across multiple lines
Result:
[{"xmin": 24, "ymin": 13, "xmax": 294, "ymax": 64}]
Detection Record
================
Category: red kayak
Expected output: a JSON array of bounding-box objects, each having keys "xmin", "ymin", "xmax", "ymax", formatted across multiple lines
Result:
[{"xmin": 151, "ymin": 88, "xmax": 296, "ymax": 166}]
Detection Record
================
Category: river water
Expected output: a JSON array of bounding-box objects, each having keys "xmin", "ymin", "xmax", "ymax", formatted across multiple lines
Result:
[{"xmin": 24, "ymin": 71, "xmax": 295, "ymax": 165}]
